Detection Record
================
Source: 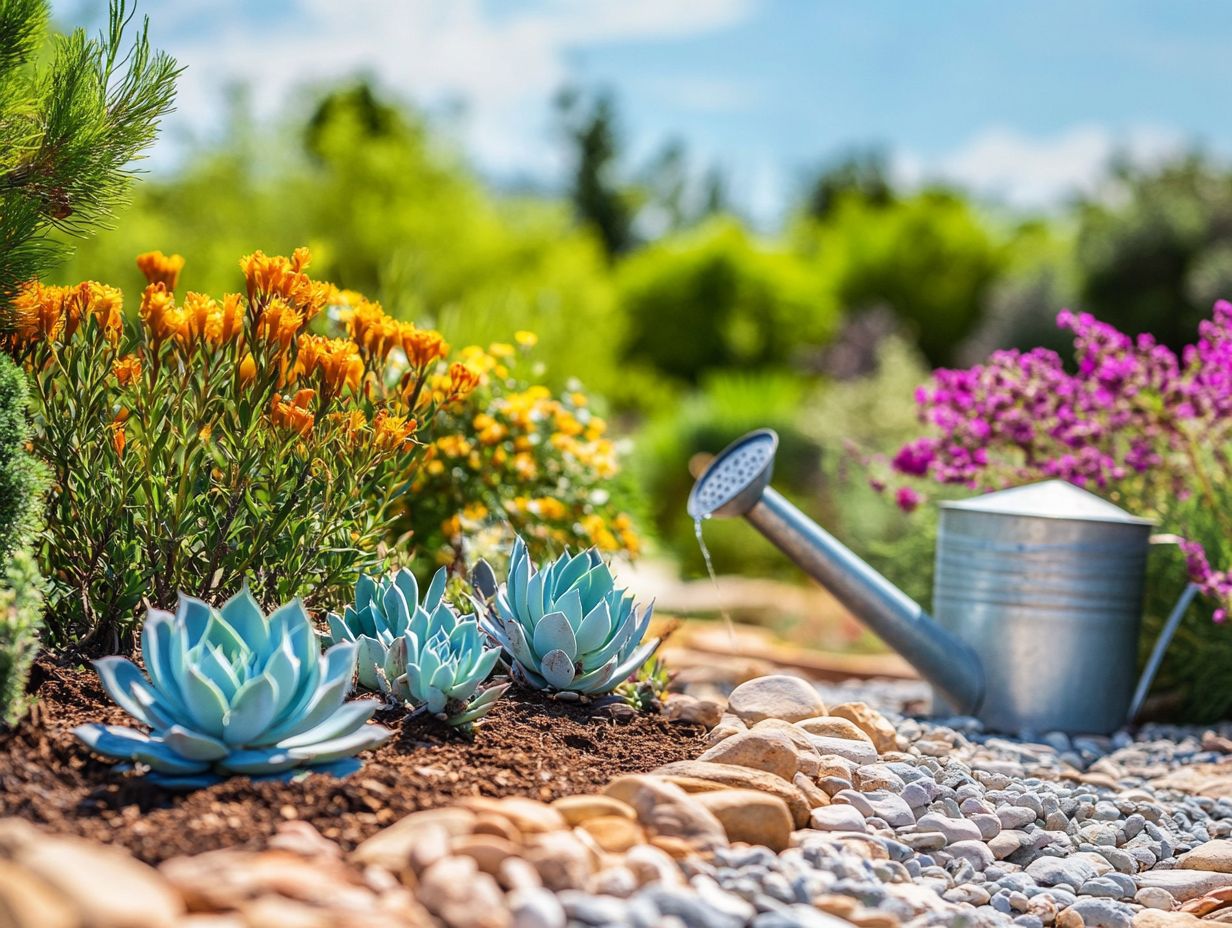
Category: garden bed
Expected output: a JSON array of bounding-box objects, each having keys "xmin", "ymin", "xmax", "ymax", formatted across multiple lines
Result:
[{"xmin": 0, "ymin": 661, "xmax": 706, "ymax": 864}]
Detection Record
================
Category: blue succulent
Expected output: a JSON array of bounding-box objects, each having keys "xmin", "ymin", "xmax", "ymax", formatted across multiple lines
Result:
[
  {"xmin": 328, "ymin": 567, "xmax": 507, "ymax": 727},
  {"xmin": 473, "ymin": 536, "xmax": 659, "ymax": 695},
  {"xmin": 73, "ymin": 589, "xmax": 391, "ymax": 787}
]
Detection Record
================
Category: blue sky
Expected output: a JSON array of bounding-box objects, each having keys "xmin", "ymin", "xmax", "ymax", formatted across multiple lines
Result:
[{"xmin": 54, "ymin": 0, "xmax": 1232, "ymax": 222}]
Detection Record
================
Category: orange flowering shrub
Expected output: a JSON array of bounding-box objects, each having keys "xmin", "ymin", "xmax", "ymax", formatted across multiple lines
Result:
[
  {"xmin": 398, "ymin": 334, "xmax": 641, "ymax": 571},
  {"xmin": 7, "ymin": 249, "xmax": 469, "ymax": 652}
]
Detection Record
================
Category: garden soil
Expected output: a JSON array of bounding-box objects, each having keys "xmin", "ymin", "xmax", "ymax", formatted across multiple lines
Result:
[{"xmin": 0, "ymin": 661, "xmax": 706, "ymax": 863}]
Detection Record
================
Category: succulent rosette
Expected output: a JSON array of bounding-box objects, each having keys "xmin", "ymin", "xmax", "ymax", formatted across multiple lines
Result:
[{"xmin": 73, "ymin": 589, "xmax": 391, "ymax": 787}]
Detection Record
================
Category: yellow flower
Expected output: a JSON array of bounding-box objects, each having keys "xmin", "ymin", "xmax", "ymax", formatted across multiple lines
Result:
[
  {"xmin": 371, "ymin": 409, "xmax": 417, "ymax": 450},
  {"xmin": 136, "ymin": 251, "xmax": 185, "ymax": 291},
  {"xmin": 488, "ymin": 342, "xmax": 514, "ymax": 358},
  {"xmin": 462, "ymin": 502, "xmax": 488, "ymax": 522},
  {"xmin": 514, "ymin": 330, "xmax": 538, "ymax": 348},
  {"xmin": 113, "ymin": 354, "xmax": 142, "ymax": 387},
  {"xmin": 238, "ymin": 352, "xmax": 257, "ymax": 384}
]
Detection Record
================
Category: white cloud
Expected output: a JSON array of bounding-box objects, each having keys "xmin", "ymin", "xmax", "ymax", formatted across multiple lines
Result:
[
  {"xmin": 135, "ymin": 0, "xmax": 756, "ymax": 176},
  {"xmin": 894, "ymin": 124, "xmax": 1186, "ymax": 209}
]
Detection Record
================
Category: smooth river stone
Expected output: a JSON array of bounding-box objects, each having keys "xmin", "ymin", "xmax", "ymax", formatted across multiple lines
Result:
[
  {"xmin": 696, "ymin": 729, "xmax": 801, "ymax": 781},
  {"xmin": 727, "ymin": 675, "xmax": 827, "ymax": 725}
]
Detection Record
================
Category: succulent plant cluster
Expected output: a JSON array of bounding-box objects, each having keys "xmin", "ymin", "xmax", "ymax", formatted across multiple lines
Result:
[
  {"xmin": 473, "ymin": 536, "xmax": 659, "ymax": 695},
  {"xmin": 326, "ymin": 567, "xmax": 507, "ymax": 727},
  {"xmin": 73, "ymin": 590, "xmax": 391, "ymax": 787}
]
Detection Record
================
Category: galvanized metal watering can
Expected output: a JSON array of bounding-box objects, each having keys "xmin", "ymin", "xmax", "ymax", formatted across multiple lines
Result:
[{"xmin": 688, "ymin": 429, "xmax": 1196, "ymax": 735}]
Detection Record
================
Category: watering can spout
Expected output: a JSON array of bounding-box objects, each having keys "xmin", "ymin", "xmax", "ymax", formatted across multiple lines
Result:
[{"xmin": 689, "ymin": 429, "xmax": 986, "ymax": 716}]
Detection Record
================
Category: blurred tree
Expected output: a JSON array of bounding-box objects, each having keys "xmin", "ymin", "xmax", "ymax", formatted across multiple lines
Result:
[
  {"xmin": 804, "ymin": 149, "xmax": 895, "ymax": 221},
  {"xmin": 0, "ymin": 0, "xmax": 178, "ymax": 317},
  {"xmin": 1076, "ymin": 154, "xmax": 1232, "ymax": 349},
  {"xmin": 618, "ymin": 216, "xmax": 837, "ymax": 383},
  {"xmin": 556, "ymin": 88, "xmax": 635, "ymax": 258},
  {"xmin": 796, "ymin": 189, "xmax": 1006, "ymax": 366}
]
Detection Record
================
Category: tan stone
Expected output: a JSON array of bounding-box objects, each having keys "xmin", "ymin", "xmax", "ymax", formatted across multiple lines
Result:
[
  {"xmin": 1134, "ymin": 912, "xmax": 1208, "ymax": 928},
  {"xmin": 524, "ymin": 831, "xmax": 596, "ymax": 891},
  {"xmin": 815, "ymin": 754, "xmax": 858, "ymax": 780},
  {"xmin": 13, "ymin": 831, "xmax": 183, "ymax": 928},
  {"xmin": 0, "ymin": 860, "xmax": 75, "ymax": 928},
  {"xmin": 694, "ymin": 789, "xmax": 793, "ymax": 852},
  {"xmin": 450, "ymin": 834, "xmax": 521, "ymax": 877},
  {"xmin": 408, "ymin": 824, "xmax": 452, "ymax": 875},
  {"xmin": 624, "ymin": 844, "xmax": 684, "ymax": 886},
  {"xmin": 471, "ymin": 814, "xmax": 523, "ymax": 844},
  {"xmin": 1137, "ymin": 870, "xmax": 1232, "ymax": 903},
  {"xmin": 830, "ymin": 702, "xmax": 898, "ymax": 754},
  {"xmin": 459, "ymin": 797, "xmax": 565, "ymax": 834},
  {"xmin": 648, "ymin": 836, "xmax": 698, "ymax": 859},
  {"xmin": 578, "ymin": 816, "xmax": 645, "ymax": 853},
  {"xmin": 796, "ymin": 716, "xmax": 874, "ymax": 744},
  {"xmin": 604, "ymin": 775, "xmax": 728, "ymax": 852},
  {"xmin": 352, "ymin": 808, "xmax": 476, "ymax": 870},
  {"xmin": 551, "ymin": 795, "xmax": 635, "ymax": 827},
  {"xmin": 751, "ymin": 719, "xmax": 823, "ymax": 775},
  {"xmin": 418, "ymin": 856, "xmax": 510, "ymax": 928},
  {"xmin": 664, "ymin": 694, "xmax": 724, "ymax": 727},
  {"xmin": 727, "ymin": 674, "xmax": 826, "ymax": 724},
  {"xmin": 794, "ymin": 771, "xmax": 831, "ymax": 809},
  {"xmin": 496, "ymin": 857, "xmax": 542, "ymax": 892},
  {"xmin": 653, "ymin": 760, "xmax": 812, "ymax": 828},
  {"xmin": 658, "ymin": 775, "xmax": 730, "ymax": 794},
  {"xmin": 696, "ymin": 728, "xmax": 801, "ymax": 780},
  {"xmin": 1180, "ymin": 840, "xmax": 1232, "ymax": 874}
]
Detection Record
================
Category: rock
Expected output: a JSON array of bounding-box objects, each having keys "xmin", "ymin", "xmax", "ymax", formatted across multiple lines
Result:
[
  {"xmin": 267, "ymin": 821, "xmax": 342, "ymax": 859},
  {"xmin": 727, "ymin": 674, "xmax": 826, "ymax": 724},
  {"xmin": 1136, "ymin": 870, "xmax": 1232, "ymax": 903},
  {"xmin": 578, "ymin": 816, "xmax": 645, "ymax": 853},
  {"xmin": 418, "ymin": 855, "xmax": 510, "ymax": 928},
  {"xmin": 1179, "ymin": 840, "xmax": 1232, "ymax": 874},
  {"xmin": 797, "ymin": 716, "xmax": 875, "ymax": 745},
  {"xmin": 624, "ymin": 844, "xmax": 684, "ymax": 887},
  {"xmin": 11, "ymin": 830, "xmax": 183, "ymax": 928},
  {"xmin": 551, "ymin": 795, "xmax": 635, "ymax": 827},
  {"xmin": 460, "ymin": 797, "xmax": 565, "ymax": 835},
  {"xmin": 853, "ymin": 764, "xmax": 906, "ymax": 793},
  {"xmin": 653, "ymin": 760, "xmax": 812, "ymax": 827},
  {"xmin": 809, "ymin": 805, "xmax": 868, "ymax": 833},
  {"xmin": 497, "ymin": 857, "xmax": 543, "ymax": 891},
  {"xmin": 915, "ymin": 812, "xmax": 983, "ymax": 844},
  {"xmin": 989, "ymin": 830, "xmax": 1032, "ymax": 860},
  {"xmin": 751, "ymin": 719, "xmax": 823, "ymax": 775},
  {"xmin": 1059, "ymin": 897, "xmax": 1134, "ymax": 928},
  {"xmin": 829, "ymin": 702, "xmax": 898, "ymax": 753},
  {"xmin": 524, "ymin": 831, "xmax": 596, "ymax": 891},
  {"xmin": 998, "ymin": 806, "xmax": 1040, "ymax": 830},
  {"xmin": 409, "ymin": 825, "xmax": 453, "ymax": 875},
  {"xmin": 665, "ymin": 694, "xmax": 725, "ymax": 727},
  {"xmin": 1133, "ymin": 912, "xmax": 1207, "ymax": 928},
  {"xmin": 1026, "ymin": 855, "xmax": 1102, "ymax": 888},
  {"xmin": 696, "ymin": 729, "xmax": 802, "ymax": 780},
  {"xmin": 1134, "ymin": 887, "xmax": 1177, "ymax": 910},
  {"xmin": 803, "ymin": 735, "xmax": 878, "ymax": 766},
  {"xmin": 946, "ymin": 839, "xmax": 995, "ymax": 871},
  {"xmin": 694, "ymin": 789, "xmax": 794, "ymax": 852},
  {"xmin": 794, "ymin": 772, "xmax": 831, "ymax": 809},
  {"xmin": 589, "ymin": 864, "xmax": 639, "ymax": 898},
  {"xmin": 0, "ymin": 860, "xmax": 75, "ymax": 928},
  {"xmin": 450, "ymin": 834, "xmax": 520, "ymax": 877},
  {"xmin": 352, "ymin": 808, "xmax": 476, "ymax": 870},
  {"xmin": 507, "ymin": 886, "xmax": 566, "ymax": 928},
  {"xmin": 604, "ymin": 776, "xmax": 728, "ymax": 852}
]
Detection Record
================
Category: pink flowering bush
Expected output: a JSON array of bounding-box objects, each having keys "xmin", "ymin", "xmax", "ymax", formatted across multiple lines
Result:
[{"xmin": 882, "ymin": 301, "xmax": 1232, "ymax": 718}]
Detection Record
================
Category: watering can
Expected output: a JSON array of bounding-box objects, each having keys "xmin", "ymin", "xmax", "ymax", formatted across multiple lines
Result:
[{"xmin": 688, "ymin": 429, "xmax": 1197, "ymax": 734}]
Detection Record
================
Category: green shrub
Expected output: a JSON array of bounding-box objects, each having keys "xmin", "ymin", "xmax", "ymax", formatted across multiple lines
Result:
[{"xmin": 0, "ymin": 353, "xmax": 46, "ymax": 725}]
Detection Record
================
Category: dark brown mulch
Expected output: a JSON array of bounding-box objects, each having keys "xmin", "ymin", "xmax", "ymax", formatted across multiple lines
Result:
[{"xmin": 0, "ymin": 660, "xmax": 706, "ymax": 864}]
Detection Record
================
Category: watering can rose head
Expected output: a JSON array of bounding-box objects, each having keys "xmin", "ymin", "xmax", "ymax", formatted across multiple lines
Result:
[
  {"xmin": 471, "ymin": 535, "xmax": 659, "ymax": 695},
  {"xmin": 73, "ymin": 589, "xmax": 391, "ymax": 787},
  {"xmin": 325, "ymin": 567, "xmax": 507, "ymax": 727}
]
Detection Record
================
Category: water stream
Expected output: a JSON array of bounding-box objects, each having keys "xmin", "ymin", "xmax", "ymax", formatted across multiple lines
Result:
[{"xmin": 693, "ymin": 515, "xmax": 736, "ymax": 644}]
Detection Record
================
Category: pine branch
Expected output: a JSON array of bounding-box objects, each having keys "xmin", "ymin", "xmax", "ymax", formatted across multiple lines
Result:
[{"xmin": 0, "ymin": 0, "xmax": 180, "ymax": 319}]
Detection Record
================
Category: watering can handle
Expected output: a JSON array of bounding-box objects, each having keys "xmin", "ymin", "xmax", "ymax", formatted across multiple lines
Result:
[{"xmin": 1127, "ymin": 579, "xmax": 1199, "ymax": 724}]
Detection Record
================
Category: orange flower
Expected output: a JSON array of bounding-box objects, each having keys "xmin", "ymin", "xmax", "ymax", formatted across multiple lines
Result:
[
  {"xmin": 111, "ymin": 423, "xmax": 126, "ymax": 458},
  {"xmin": 209, "ymin": 293, "xmax": 245, "ymax": 346},
  {"xmin": 84, "ymin": 282, "xmax": 124, "ymax": 342},
  {"xmin": 329, "ymin": 408, "xmax": 368, "ymax": 441},
  {"xmin": 371, "ymin": 409, "xmax": 417, "ymax": 450},
  {"xmin": 296, "ymin": 334, "xmax": 364, "ymax": 397},
  {"xmin": 270, "ymin": 388, "xmax": 316, "ymax": 435},
  {"xmin": 256, "ymin": 297, "xmax": 305, "ymax": 353},
  {"xmin": 113, "ymin": 354, "xmax": 142, "ymax": 386},
  {"xmin": 238, "ymin": 352, "xmax": 257, "ymax": 384},
  {"xmin": 139, "ymin": 283, "xmax": 186, "ymax": 344},
  {"xmin": 347, "ymin": 298, "xmax": 399, "ymax": 362},
  {"xmin": 180, "ymin": 291, "xmax": 217, "ymax": 348},
  {"xmin": 447, "ymin": 362, "xmax": 481, "ymax": 399},
  {"xmin": 400, "ymin": 325, "xmax": 449, "ymax": 368},
  {"xmin": 240, "ymin": 248, "xmax": 329, "ymax": 321},
  {"xmin": 10, "ymin": 281, "xmax": 67, "ymax": 343},
  {"xmin": 136, "ymin": 251, "xmax": 185, "ymax": 291}
]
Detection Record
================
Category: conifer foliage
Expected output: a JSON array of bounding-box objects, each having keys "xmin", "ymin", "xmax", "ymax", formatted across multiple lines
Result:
[{"xmin": 0, "ymin": 0, "xmax": 179, "ymax": 317}]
